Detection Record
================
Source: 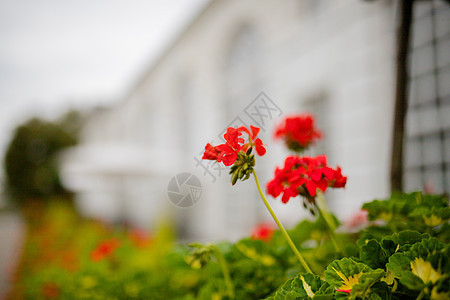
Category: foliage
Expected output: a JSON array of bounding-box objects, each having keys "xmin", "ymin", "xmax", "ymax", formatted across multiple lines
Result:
[
  {"xmin": 3, "ymin": 116, "xmax": 78, "ymax": 203},
  {"xmin": 9, "ymin": 192, "xmax": 449, "ymax": 299},
  {"xmin": 362, "ymin": 192, "xmax": 450, "ymax": 241}
]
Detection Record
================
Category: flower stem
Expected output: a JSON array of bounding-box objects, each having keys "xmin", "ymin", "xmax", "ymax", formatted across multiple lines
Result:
[
  {"xmin": 211, "ymin": 245, "xmax": 234, "ymax": 298},
  {"xmin": 416, "ymin": 289, "xmax": 425, "ymax": 300},
  {"xmin": 252, "ymin": 170, "xmax": 313, "ymax": 274},
  {"xmin": 316, "ymin": 192, "xmax": 343, "ymax": 254}
]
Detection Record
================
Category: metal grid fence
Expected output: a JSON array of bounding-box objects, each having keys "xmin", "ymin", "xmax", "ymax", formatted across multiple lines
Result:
[{"xmin": 405, "ymin": 0, "xmax": 450, "ymax": 194}]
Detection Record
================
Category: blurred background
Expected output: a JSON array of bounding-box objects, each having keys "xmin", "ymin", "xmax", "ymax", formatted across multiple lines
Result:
[{"xmin": 0, "ymin": 0, "xmax": 449, "ymax": 297}]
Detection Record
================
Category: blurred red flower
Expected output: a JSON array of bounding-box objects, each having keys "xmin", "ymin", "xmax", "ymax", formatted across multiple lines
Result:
[
  {"xmin": 41, "ymin": 282, "xmax": 60, "ymax": 298},
  {"xmin": 344, "ymin": 210, "xmax": 369, "ymax": 230},
  {"xmin": 129, "ymin": 229, "xmax": 152, "ymax": 248},
  {"xmin": 251, "ymin": 223, "xmax": 275, "ymax": 242},
  {"xmin": 274, "ymin": 114, "xmax": 322, "ymax": 152},
  {"xmin": 90, "ymin": 238, "xmax": 121, "ymax": 262},
  {"xmin": 266, "ymin": 155, "xmax": 347, "ymax": 204}
]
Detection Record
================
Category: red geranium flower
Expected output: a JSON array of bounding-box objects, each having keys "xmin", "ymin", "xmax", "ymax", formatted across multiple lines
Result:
[
  {"xmin": 251, "ymin": 223, "xmax": 275, "ymax": 242},
  {"xmin": 90, "ymin": 238, "xmax": 121, "ymax": 262},
  {"xmin": 202, "ymin": 125, "xmax": 265, "ymax": 166},
  {"xmin": 274, "ymin": 114, "xmax": 322, "ymax": 152},
  {"xmin": 266, "ymin": 155, "xmax": 347, "ymax": 204},
  {"xmin": 238, "ymin": 125, "xmax": 266, "ymax": 156}
]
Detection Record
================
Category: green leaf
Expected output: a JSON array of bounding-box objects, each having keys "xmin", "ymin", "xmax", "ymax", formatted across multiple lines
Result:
[
  {"xmin": 291, "ymin": 273, "xmax": 323, "ymax": 297},
  {"xmin": 265, "ymin": 278, "xmax": 300, "ymax": 300},
  {"xmin": 267, "ymin": 273, "xmax": 329, "ymax": 300},
  {"xmin": 350, "ymin": 269, "xmax": 386, "ymax": 298},
  {"xmin": 186, "ymin": 243, "xmax": 215, "ymax": 269},
  {"xmin": 312, "ymin": 295, "xmax": 334, "ymax": 300},
  {"xmin": 360, "ymin": 240, "xmax": 387, "ymax": 269},
  {"xmin": 398, "ymin": 271, "xmax": 425, "ymax": 291},
  {"xmin": 367, "ymin": 293, "xmax": 383, "ymax": 300},
  {"xmin": 386, "ymin": 253, "xmax": 411, "ymax": 277},
  {"xmin": 234, "ymin": 239, "xmax": 276, "ymax": 266},
  {"xmin": 324, "ymin": 258, "xmax": 371, "ymax": 291},
  {"xmin": 385, "ymin": 230, "xmax": 430, "ymax": 247},
  {"xmin": 356, "ymin": 233, "xmax": 381, "ymax": 249},
  {"xmin": 408, "ymin": 237, "xmax": 445, "ymax": 262},
  {"xmin": 380, "ymin": 230, "xmax": 430, "ymax": 256},
  {"xmin": 386, "ymin": 238, "xmax": 448, "ymax": 292}
]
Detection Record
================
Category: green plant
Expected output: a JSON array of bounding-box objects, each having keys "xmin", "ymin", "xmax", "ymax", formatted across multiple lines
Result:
[{"xmin": 4, "ymin": 117, "xmax": 77, "ymax": 203}]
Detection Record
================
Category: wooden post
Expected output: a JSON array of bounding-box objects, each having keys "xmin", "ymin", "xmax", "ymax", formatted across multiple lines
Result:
[{"xmin": 391, "ymin": 0, "xmax": 414, "ymax": 193}]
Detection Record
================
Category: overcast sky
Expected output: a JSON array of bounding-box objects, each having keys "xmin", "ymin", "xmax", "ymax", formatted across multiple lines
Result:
[{"xmin": 0, "ymin": 0, "xmax": 208, "ymax": 173}]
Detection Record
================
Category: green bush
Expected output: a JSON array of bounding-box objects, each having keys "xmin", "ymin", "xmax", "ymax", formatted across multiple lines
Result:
[
  {"xmin": 4, "ymin": 117, "xmax": 77, "ymax": 203},
  {"xmin": 9, "ymin": 192, "xmax": 449, "ymax": 299}
]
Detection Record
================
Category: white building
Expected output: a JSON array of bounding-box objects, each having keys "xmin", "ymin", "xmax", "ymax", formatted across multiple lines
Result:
[{"xmin": 61, "ymin": 0, "xmax": 450, "ymax": 241}]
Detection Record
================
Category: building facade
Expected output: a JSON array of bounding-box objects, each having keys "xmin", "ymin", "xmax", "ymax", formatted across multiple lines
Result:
[{"xmin": 61, "ymin": 0, "xmax": 450, "ymax": 241}]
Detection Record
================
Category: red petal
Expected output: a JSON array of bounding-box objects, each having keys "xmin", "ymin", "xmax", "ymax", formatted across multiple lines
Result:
[
  {"xmin": 282, "ymin": 187, "xmax": 298, "ymax": 203},
  {"xmin": 254, "ymin": 139, "xmax": 266, "ymax": 156},
  {"xmin": 322, "ymin": 167, "xmax": 335, "ymax": 180},
  {"xmin": 316, "ymin": 155, "xmax": 327, "ymax": 165},
  {"xmin": 287, "ymin": 169, "xmax": 302, "ymax": 183},
  {"xmin": 266, "ymin": 179, "xmax": 283, "ymax": 197},
  {"xmin": 311, "ymin": 169, "xmax": 322, "ymax": 181},
  {"xmin": 237, "ymin": 126, "xmax": 250, "ymax": 135},
  {"xmin": 317, "ymin": 178, "xmax": 328, "ymax": 191},
  {"xmin": 305, "ymin": 181, "xmax": 317, "ymax": 197},
  {"xmin": 222, "ymin": 153, "xmax": 237, "ymax": 166},
  {"xmin": 250, "ymin": 125, "xmax": 260, "ymax": 138},
  {"xmin": 202, "ymin": 143, "xmax": 219, "ymax": 160},
  {"xmin": 281, "ymin": 191, "xmax": 292, "ymax": 203}
]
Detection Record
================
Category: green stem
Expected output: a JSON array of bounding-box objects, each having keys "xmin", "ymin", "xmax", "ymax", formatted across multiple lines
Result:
[
  {"xmin": 416, "ymin": 289, "xmax": 425, "ymax": 300},
  {"xmin": 211, "ymin": 245, "xmax": 234, "ymax": 298},
  {"xmin": 252, "ymin": 170, "xmax": 313, "ymax": 274},
  {"xmin": 316, "ymin": 192, "xmax": 343, "ymax": 254}
]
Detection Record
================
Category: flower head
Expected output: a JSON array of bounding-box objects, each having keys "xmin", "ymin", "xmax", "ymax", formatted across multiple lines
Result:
[
  {"xmin": 344, "ymin": 210, "xmax": 369, "ymax": 230},
  {"xmin": 90, "ymin": 238, "xmax": 121, "ymax": 262},
  {"xmin": 202, "ymin": 125, "xmax": 266, "ymax": 184},
  {"xmin": 266, "ymin": 155, "xmax": 347, "ymax": 204},
  {"xmin": 275, "ymin": 114, "xmax": 322, "ymax": 152},
  {"xmin": 238, "ymin": 125, "xmax": 266, "ymax": 156},
  {"xmin": 251, "ymin": 223, "xmax": 275, "ymax": 242}
]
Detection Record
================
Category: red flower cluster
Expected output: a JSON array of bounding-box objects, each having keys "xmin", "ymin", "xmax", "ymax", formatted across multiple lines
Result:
[
  {"xmin": 266, "ymin": 155, "xmax": 347, "ymax": 204},
  {"xmin": 90, "ymin": 238, "xmax": 121, "ymax": 262},
  {"xmin": 274, "ymin": 115, "xmax": 322, "ymax": 152},
  {"xmin": 251, "ymin": 223, "xmax": 275, "ymax": 242},
  {"xmin": 202, "ymin": 125, "xmax": 266, "ymax": 166}
]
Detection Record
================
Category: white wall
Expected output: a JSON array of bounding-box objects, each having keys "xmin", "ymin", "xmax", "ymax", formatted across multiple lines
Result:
[{"xmin": 62, "ymin": 0, "xmax": 398, "ymax": 241}]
